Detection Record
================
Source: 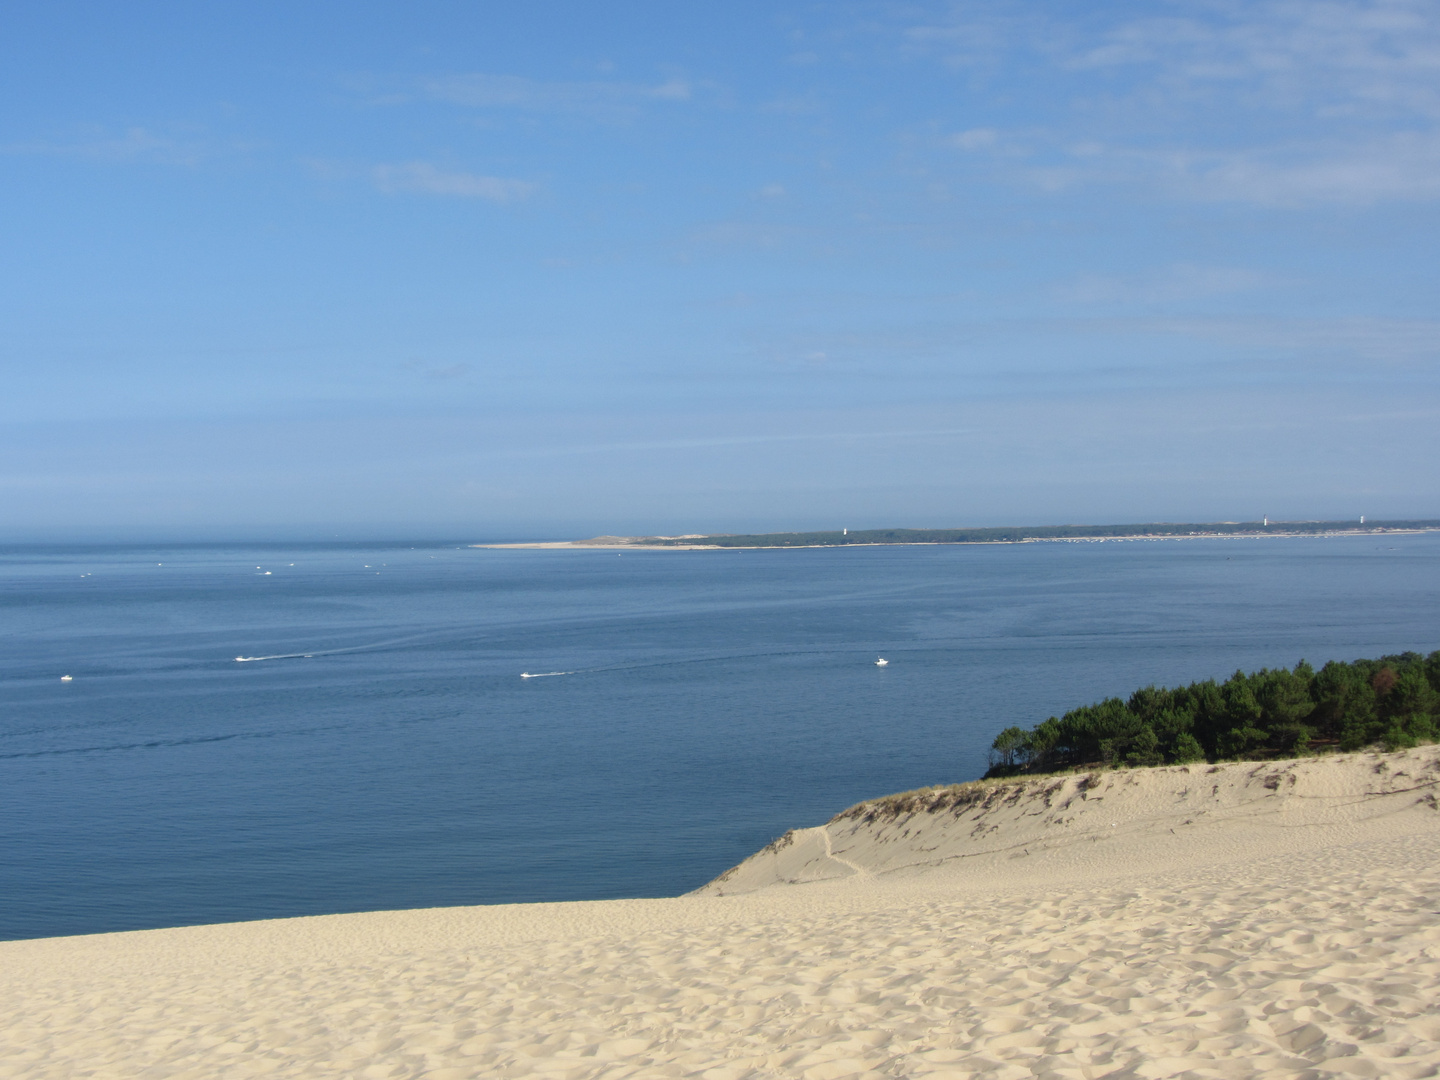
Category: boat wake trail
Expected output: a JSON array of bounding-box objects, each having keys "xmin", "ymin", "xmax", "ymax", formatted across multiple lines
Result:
[
  {"xmin": 234, "ymin": 653, "xmax": 315, "ymax": 663},
  {"xmin": 520, "ymin": 671, "xmax": 572, "ymax": 679}
]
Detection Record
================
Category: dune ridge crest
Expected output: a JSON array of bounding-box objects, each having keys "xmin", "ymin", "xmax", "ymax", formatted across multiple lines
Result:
[{"xmin": 696, "ymin": 747, "xmax": 1440, "ymax": 895}]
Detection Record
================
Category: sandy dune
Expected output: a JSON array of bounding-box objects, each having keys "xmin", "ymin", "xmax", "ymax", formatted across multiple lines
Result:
[
  {"xmin": 3, "ymin": 748, "xmax": 1439, "ymax": 1079},
  {"xmin": 698, "ymin": 748, "xmax": 1440, "ymax": 897}
]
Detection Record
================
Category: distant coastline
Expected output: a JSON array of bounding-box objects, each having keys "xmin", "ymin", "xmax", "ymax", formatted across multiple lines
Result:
[{"xmin": 474, "ymin": 518, "xmax": 1440, "ymax": 550}]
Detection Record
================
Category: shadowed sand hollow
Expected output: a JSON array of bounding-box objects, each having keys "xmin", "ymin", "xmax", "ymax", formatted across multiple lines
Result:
[{"xmin": 3, "ymin": 747, "xmax": 1439, "ymax": 1078}]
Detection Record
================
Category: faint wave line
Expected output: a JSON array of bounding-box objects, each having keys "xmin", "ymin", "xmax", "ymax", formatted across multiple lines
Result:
[{"xmin": 0, "ymin": 732, "xmax": 252, "ymax": 760}]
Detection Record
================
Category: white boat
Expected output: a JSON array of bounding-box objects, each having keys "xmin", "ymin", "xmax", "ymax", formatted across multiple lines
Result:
[
  {"xmin": 60, "ymin": 674, "xmax": 73, "ymax": 682},
  {"xmin": 875, "ymin": 658, "xmax": 888, "ymax": 666}
]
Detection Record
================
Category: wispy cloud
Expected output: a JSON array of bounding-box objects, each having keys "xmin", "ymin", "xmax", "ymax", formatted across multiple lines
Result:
[
  {"xmin": 1, "ymin": 126, "xmax": 242, "ymax": 167},
  {"xmin": 1059, "ymin": 264, "xmax": 1272, "ymax": 305},
  {"xmin": 738, "ymin": 313, "xmax": 1440, "ymax": 390},
  {"xmin": 913, "ymin": 1, "xmax": 1440, "ymax": 205},
  {"xmin": 421, "ymin": 72, "xmax": 692, "ymax": 116},
  {"xmin": 911, "ymin": 1, "xmax": 1440, "ymax": 110},
  {"xmin": 1020, "ymin": 130, "xmax": 1440, "ymax": 205},
  {"xmin": 1149, "ymin": 315, "xmax": 1440, "ymax": 367},
  {"xmin": 372, "ymin": 162, "xmax": 534, "ymax": 201},
  {"xmin": 1063, "ymin": 1, "xmax": 1440, "ymax": 117},
  {"xmin": 1171, "ymin": 132, "xmax": 1440, "ymax": 205},
  {"xmin": 946, "ymin": 127, "xmax": 998, "ymax": 150}
]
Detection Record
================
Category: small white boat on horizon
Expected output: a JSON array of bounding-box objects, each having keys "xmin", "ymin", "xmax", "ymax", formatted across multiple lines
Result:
[{"xmin": 875, "ymin": 658, "xmax": 888, "ymax": 666}]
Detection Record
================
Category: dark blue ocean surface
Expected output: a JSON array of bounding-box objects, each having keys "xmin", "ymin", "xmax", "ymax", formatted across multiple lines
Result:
[{"xmin": 2, "ymin": 534, "xmax": 1437, "ymax": 941}]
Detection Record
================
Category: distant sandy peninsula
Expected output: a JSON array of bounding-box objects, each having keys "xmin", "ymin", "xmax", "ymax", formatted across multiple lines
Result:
[
  {"xmin": 5, "ymin": 746, "xmax": 1439, "ymax": 1077},
  {"xmin": 476, "ymin": 534, "xmax": 725, "ymax": 550},
  {"xmin": 474, "ymin": 518, "xmax": 1440, "ymax": 550}
]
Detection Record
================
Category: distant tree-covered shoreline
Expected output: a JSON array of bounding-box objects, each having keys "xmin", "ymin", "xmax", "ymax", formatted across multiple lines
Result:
[
  {"xmin": 985, "ymin": 651, "xmax": 1440, "ymax": 778},
  {"xmin": 636, "ymin": 520, "xmax": 1440, "ymax": 548}
]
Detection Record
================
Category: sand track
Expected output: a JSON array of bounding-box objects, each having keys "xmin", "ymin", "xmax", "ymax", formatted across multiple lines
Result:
[{"xmin": 814, "ymin": 825, "xmax": 875, "ymax": 884}]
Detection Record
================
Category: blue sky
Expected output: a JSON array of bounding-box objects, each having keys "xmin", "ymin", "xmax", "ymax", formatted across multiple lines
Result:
[{"xmin": 3, "ymin": 1, "xmax": 1438, "ymax": 538}]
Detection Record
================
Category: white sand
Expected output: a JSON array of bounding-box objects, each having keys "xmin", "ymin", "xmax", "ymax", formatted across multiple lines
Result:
[{"xmin": 4, "ymin": 748, "xmax": 1439, "ymax": 1079}]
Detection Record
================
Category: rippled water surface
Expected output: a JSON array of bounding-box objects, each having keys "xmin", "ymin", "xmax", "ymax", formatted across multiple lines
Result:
[{"xmin": 3, "ymin": 534, "xmax": 1437, "ymax": 940}]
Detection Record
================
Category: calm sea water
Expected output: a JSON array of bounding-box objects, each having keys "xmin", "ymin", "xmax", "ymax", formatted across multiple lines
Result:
[{"xmin": 2, "ymin": 534, "xmax": 1437, "ymax": 941}]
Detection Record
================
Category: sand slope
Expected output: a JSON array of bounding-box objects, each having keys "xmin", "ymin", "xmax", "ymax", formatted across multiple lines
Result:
[
  {"xmin": 697, "ymin": 748, "xmax": 1440, "ymax": 896},
  {"xmin": 3, "ymin": 748, "xmax": 1439, "ymax": 1079}
]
